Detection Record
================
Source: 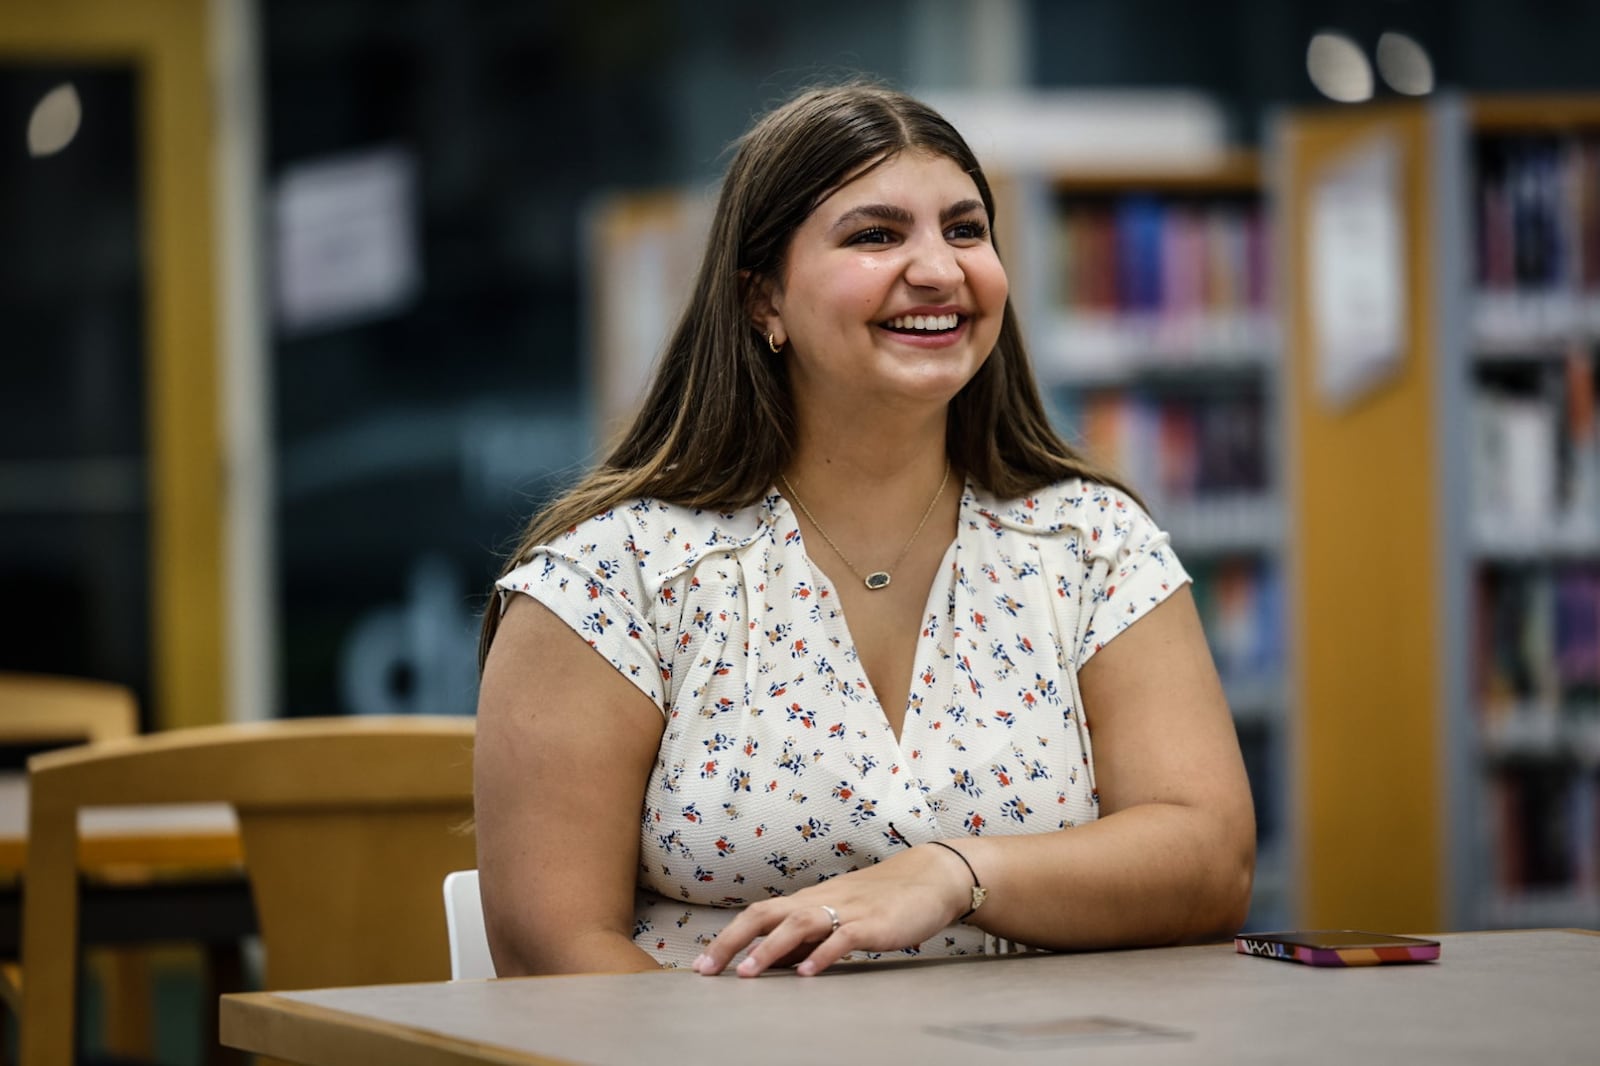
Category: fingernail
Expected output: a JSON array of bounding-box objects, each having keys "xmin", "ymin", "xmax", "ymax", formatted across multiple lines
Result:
[
  {"xmin": 737, "ymin": 957, "xmax": 759, "ymax": 977},
  {"xmin": 797, "ymin": 961, "xmax": 816, "ymax": 976},
  {"xmin": 691, "ymin": 953, "xmax": 710, "ymax": 973}
]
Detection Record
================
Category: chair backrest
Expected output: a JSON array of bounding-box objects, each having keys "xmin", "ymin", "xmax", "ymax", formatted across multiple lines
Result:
[
  {"xmin": 20, "ymin": 716, "xmax": 476, "ymax": 1066},
  {"xmin": 0, "ymin": 672, "xmax": 137, "ymax": 747},
  {"xmin": 442, "ymin": 868, "xmax": 495, "ymax": 980}
]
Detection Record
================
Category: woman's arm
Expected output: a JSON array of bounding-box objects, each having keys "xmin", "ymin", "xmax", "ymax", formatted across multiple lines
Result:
[
  {"xmin": 475, "ymin": 594, "xmax": 667, "ymax": 975},
  {"xmin": 694, "ymin": 585, "xmax": 1254, "ymax": 976},
  {"xmin": 957, "ymin": 582, "xmax": 1256, "ymax": 948}
]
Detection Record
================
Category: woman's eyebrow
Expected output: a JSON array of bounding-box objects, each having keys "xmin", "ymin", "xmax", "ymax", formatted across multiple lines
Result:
[
  {"xmin": 941, "ymin": 198, "xmax": 986, "ymax": 224},
  {"xmin": 827, "ymin": 203, "xmax": 914, "ymax": 234},
  {"xmin": 827, "ymin": 198, "xmax": 988, "ymax": 235}
]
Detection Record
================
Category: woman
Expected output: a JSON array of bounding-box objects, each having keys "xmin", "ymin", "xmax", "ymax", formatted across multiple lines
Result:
[{"xmin": 475, "ymin": 83, "xmax": 1254, "ymax": 979}]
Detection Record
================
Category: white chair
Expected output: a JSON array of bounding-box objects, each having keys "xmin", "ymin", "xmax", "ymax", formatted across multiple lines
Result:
[{"xmin": 443, "ymin": 868, "xmax": 496, "ymax": 979}]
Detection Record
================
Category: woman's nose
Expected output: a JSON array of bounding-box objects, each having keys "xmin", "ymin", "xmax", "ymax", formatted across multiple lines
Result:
[{"xmin": 904, "ymin": 234, "xmax": 962, "ymax": 289}]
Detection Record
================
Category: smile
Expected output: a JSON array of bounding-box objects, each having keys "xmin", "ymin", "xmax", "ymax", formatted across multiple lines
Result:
[{"xmin": 882, "ymin": 313, "xmax": 963, "ymax": 333}]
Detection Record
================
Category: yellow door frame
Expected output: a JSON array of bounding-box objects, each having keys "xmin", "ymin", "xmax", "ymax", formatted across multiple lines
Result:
[{"xmin": 2, "ymin": 0, "xmax": 224, "ymax": 730}]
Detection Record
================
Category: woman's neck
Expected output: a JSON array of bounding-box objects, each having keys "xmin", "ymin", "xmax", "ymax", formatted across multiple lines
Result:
[
  {"xmin": 781, "ymin": 421, "xmax": 956, "ymax": 560},
  {"xmin": 786, "ymin": 419, "xmax": 947, "ymax": 494}
]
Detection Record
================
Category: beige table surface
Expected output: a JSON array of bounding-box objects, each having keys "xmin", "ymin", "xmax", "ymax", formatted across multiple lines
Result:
[{"xmin": 221, "ymin": 929, "xmax": 1600, "ymax": 1066}]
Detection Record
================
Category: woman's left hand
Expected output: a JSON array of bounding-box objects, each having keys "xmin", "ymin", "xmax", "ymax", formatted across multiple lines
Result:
[{"xmin": 691, "ymin": 844, "xmax": 974, "ymax": 977}]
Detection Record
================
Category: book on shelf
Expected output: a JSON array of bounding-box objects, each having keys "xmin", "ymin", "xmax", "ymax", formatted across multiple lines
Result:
[
  {"xmin": 1188, "ymin": 558, "xmax": 1282, "ymax": 700},
  {"xmin": 1556, "ymin": 572, "xmax": 1600, "ymax": 704},
  {"xmin": 1576, "ymin": 771, "xmax": 1600, "ymax": 894},
  {"xmin": 1470, "ymin": 353, "xmax": 1600, "ymax": 552},
  {"xmin": 1564, "ymin": 353, "xmax": 1598, "ymax": 521},
  {"xmin": 1057, "ymin": 195, "xmax": 1271, "ymax": 316},
  {"xmin": 1473, "ymin": 391, "xmax": 1559, "ymax": 534},
  {"xmin": 1115, "ymin": 196, "xmax": 1165, "ymax": 314},
  {"xmin": 1072, "ymin": 389, "xmax": 1269, "ymax": 503},
  {"xmin": 1488, "ymin": 765, "xmax": 1598, "ymax": 898},
  {"xmin": 1046, "ymin": 193, "xmax": 1274, "ymax": 374},
  {"xmin": 1475, "ymin": 135, "xmax": 1600, "ymax": 293},
  {"xmin": 1474, "ymin": 134, "xmax": 1600, "ymax": 343},
  {"xmin": 1476, "ymin": 565, "xmax": 1600, "ymax": 717}
]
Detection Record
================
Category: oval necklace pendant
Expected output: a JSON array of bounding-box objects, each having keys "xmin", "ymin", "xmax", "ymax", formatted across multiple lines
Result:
[{"xmin": 864, "ymin": 571, "xmax": 892, "ymax": 591}]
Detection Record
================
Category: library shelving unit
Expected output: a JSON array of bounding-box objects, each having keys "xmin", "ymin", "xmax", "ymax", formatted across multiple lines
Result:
[
  {"xmin": 1277, "ymin": 95, "xmax": 1600, "ymax": 934},
  {"xmin": 1460, "ymin": 97, "xmax": 1600, "ymax": 931},
  {"xmin": 1008, "ymin": 153, "xmax": 1292, "ymax": 930}
]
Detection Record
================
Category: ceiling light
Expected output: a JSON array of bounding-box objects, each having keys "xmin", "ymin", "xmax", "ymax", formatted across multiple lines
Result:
[
  {"xmin": 1376, "ymin": 31, "xmax": 1435, "ymax": 96},
  {"xmin": 1306, "ymin": 32, "xmax": 1374, "ymax": 104},
  {"xmin": 27, "ymin": 83, "xmax": 82, "ymax": 157}
]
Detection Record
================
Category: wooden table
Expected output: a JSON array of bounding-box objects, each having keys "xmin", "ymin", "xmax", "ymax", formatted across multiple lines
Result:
[
  {"xmin": 221, "ymin": 929, "xmax": 1600, "ymax": 1066},
  {"xmin": 0, "ymin": 773, "xmax": 252, "ymax": 955}
]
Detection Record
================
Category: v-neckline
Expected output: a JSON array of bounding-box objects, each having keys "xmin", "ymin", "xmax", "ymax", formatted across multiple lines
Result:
[{"xmin": 773, "ymin": 489, "xmax": 963, "ymax": 749}]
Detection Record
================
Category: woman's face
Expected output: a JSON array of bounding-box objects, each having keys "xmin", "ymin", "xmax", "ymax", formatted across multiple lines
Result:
[{"xmin": 760, "ymin": 149, "xmax": 1009, "ymax": 419}]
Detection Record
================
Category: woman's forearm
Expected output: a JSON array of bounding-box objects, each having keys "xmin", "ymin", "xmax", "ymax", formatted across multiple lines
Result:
[
  {"xmin": 492, "ymin": 927, "xmax": 663, "ymax": 977},
  {"xmin": 957, "ymin": 803, "xmax": 1254, "ymax": 950},
  {"xmin": 692, "ymin": 802, "xmax": 1252, "ymax": 979}
]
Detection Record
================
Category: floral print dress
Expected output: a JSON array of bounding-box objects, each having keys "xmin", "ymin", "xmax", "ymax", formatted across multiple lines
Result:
[{"xmin": 496, "ymin": 477, "xmax": 1189, "ymax": 968}]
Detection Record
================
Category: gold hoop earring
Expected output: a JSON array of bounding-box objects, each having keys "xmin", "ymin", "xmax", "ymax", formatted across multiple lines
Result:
[{"xmin": 766, "ymin": 332, "xmax": 783, "ymax": 354}]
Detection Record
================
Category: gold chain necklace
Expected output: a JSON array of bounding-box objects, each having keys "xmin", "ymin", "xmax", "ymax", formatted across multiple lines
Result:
[{"xmin": 780, "ymin": 462, "xmax": 951, "ymax": 591}]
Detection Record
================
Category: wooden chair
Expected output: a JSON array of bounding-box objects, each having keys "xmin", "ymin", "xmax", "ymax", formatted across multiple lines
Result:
[
  {"xmin": 0, "ymin": 672, "xmax": 137, "ymax": 750},
  {"xmin": 19, "ymin": 715, "xmax": 476, "ymax": 1066},
  {"xmin": 0, "ymin": 673, "xmax": 140, "ymax": 1056}
]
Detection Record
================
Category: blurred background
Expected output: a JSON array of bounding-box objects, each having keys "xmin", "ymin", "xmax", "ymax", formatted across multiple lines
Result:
[{"xmin": 4, "ymin": 0, "xmax": 1600, "ymax": 976}]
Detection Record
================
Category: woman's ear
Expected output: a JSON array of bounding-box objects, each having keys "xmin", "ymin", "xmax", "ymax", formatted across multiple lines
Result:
[{"xmin": 740, "ymin": 269, "xmax": 784, "ymax": 347}]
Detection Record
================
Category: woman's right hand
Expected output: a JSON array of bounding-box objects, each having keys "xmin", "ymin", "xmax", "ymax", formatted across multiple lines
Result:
[{"xmin": 692, "ymin": 839, "xmax": 977, "ymax": 977}]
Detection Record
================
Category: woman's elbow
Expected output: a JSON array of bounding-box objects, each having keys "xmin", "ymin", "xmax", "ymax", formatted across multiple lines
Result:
[
  {"xmin": 483, "ymin": 918, "xmax": 541, "ymax": 977},
  {"xmin": 1185, "ymin": 822, "xmax": 1255, "ymax": 943},
  {"xmin": 1215, "ymin": 845, "xmax": 1257, "ymax": 937}
]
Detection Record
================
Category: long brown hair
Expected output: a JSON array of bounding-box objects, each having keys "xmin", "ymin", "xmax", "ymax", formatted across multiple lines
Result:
[{"xmin": 480, "ymin": 82, "xmax": 1131, "ymax": 666}]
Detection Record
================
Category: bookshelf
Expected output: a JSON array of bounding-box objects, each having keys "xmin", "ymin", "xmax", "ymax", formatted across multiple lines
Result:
[
  {"xmin": 1464, "ymin": 97, "xmax": 1600, "ymax": 931},
  {"xmin": 1278, "ymin": 95, "xmax": 1600, "ymax": 934},
  {"xmin": 1012, "ymin": 155, "xmax": 1292, "ymax": 930}
]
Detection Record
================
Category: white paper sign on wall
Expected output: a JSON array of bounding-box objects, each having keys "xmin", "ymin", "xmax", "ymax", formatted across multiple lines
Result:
[
  {"xmin": 275, "ymin": 145, "xmax": 420, "ymax": 335},
  {"xmin": 1309, "ymin": 133, "xmax": 1408, "ymax": 410}
]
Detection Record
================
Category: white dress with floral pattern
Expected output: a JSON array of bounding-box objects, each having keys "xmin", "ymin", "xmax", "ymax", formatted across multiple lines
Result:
[{"xmin": 497, "ymin": 477, "xmax": 1189, "ymax": 967}]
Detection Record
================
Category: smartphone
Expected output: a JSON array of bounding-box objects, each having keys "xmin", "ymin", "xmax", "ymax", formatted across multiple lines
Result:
[{"xmin": 1234, "ymin": 930, "xmax": 1441, "ymax": 967}]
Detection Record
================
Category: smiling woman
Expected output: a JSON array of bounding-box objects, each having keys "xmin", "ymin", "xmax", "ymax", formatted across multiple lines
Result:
[
  {"xmin": 753, "ymin": 150, "xmax": 1008, "ymax": 423},
  {"xmin": 474, "ymin": 82, "xmax": 1256, "ymax": 981}
]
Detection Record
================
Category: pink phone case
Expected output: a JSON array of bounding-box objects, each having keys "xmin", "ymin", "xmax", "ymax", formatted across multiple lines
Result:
[{"xmin": 1234, "ymin": 931, "xmax": 1440, "ymax": 967}]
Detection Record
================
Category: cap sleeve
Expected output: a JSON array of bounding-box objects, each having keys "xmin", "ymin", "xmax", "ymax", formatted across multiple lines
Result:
[
  {"xmin": 496, "ymin": 511, "xmax": 670, "ymax": 716},
  {"xmin": 1074, "ymin": 485, "xmax": 1192, "ymax": 667}
]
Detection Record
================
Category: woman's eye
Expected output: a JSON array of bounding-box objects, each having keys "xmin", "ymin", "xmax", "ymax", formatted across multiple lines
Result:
[
  {"xmin": 848, "ymin": 227, "xmax": 895, "ymax": 245},
  {"xmin": 947, "ymin": 220, "xmax": 988, "ymax": 241}
]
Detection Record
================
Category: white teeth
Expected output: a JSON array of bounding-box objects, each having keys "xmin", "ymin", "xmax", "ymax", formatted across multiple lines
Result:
[{"xmin": 886, "ymin": 313, "xmax": 960, "ymax": 331}]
